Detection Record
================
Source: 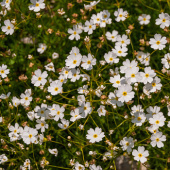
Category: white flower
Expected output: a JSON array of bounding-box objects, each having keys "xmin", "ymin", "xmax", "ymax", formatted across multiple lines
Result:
[
  {"xmin": 140, "ymin": 67, "xmax": 156, "ymax": 84},
  {"xmin": 49, "ymin": 104, "xmax": 65, "ymax": 121},
  {"xmin": 12, "ymin": 96, "xmax": 20, "ymax": 107},
  {"xmin": 132, "ymin": 146, "xmax": 149, "ymax": 163},
  {"xmin": 70, "ymin": 108, "xmax": 81, "ymax": 122},
  {"xmin": 0, "ymin": 92, "xmax": 11, "ymax": 99},
  {"xmin": 161, "ymin": 53, "xmax": 170, "ymax": 69},
  {"xmin": 104, "ymin": 51, "xmax": 119, "ymax": 64},
  {"xmin": 108, "ymin": 92, "xmax": 124, "ymax": 107},
  {"xmin": 47, "ymin": 80, "xmax": 63, "ymax": 95},
  {"xmin": 150, "ymin": 132, "xmax": 166, "ymax": 148},
  {"xmin": 91, "ymin": 13, "xmax": 101, "ymax": 24},
  {"xmin": 149, "ymin": 114, "xmax": 166, "ymax": 128},
  {"xmin": 155, "ymin": 13, "xmax": 170, "ymax": 29},
  {"xmin": 105, "ymin": 30, "xmax": 118, "ymax": 42},
  {"xmin": 114, "ymin": 8, "xmax": 128, "ymax": 22},
  {"xmin": 31, "ymin": 69, "xmax": 48, "ymax": 87},
  {"xmin": 22, "ymin": 127, "xmax": 38, "ymax": 145},
  {"xmin": 45, "ymin": 62, "xmax": 55, "ymax": 72},
  {"xmin": 81, "ymin": 54, "xmax": 96, "ymax": 70},
  {"xmin": 138, "ymin": 14, "xmax": 151, "ymax": 25},
  {"xmin": 48, "ymin": 148, "xmax": 58, "ymax": 157},
  {"xmin": 1, "ymin": 0, "xmax": 12, "ymax": 9},
  {"xmin": 97, "ymin": 105, "xmax": 106, "ymax": 117},
  {"xmin": 120, "ymin": 137, "xmax": 134, "ymax": 153},
  {"xmin": 65, "ymin": 53, "xmax": 82, "ymax": 69},
  {"xmin": 84, "ymin": 19, "xmax": 96, "ymax": 35},
  {"xmin": 84, "ymin": 0, "xmax": 100, "ymax": 10},
  {"xmin": 116, "ymin": 84, "xmax": 135, "ymax": 103},
  {"xmin": 68, "ymin": 68, "xmax": 81, "ymax": 82},
  {"xmin": 112, "ymin": 46, "xmax": 128, "ymax": 57},
  {"xmin": 86, "ymin": 127, "xmax": 105, "ymax": 143},
  {"xmin": 0, "ymin": 64, "xmax": 10, "ymax": 78},
  {"xmin": 149, "ymin": 34, "xmax": 167, "ymax": 50},
  {"xmin": 34, "ymin": 103, "xmax": 49, "ymax": 119},
  {"xmin": 52, "ymin": 52, "xmax": 59, "ymax": 59},
  {"xmin": 37, "ymin": 43, "xmax": 47, "ymax": 54},
  {"xmin": 68, "ymin": 25, "xmax": 82, "ymax": 41},
  {"xmin": 131, "ymin": 112, "xmax": 146, "ymax": 126},
  {"xmin": 1, "ymin": 19, "xmax": 14, "ymax": 35},
  {"xmin": 120, "ymin": 59, "xmax": 138, "ymax": 74},
  {"xmin": 79, "ymin": 102, "xmax": 92, "ymax": 118},
  {"xmin": 58, "ymin": 119, "xmax": 69, "ymax": 129},
  {"xmin": 29, "ymin": 0, "xmax": 45, "ymax": 12},
  {"xmin": 145, "ymin": 77, "xmax": 162, "ymax": 93},
  {"xmin": 36, "ymin": 119, "xmax": 48, "ymax": 132},
  {"xmin": 116, "ymin": 34, "xmax": 130, "ymax": 47},
  {"xmin": 0, "ymin": 154, "xmax": 8, "ymax": 164},
  {"xmin": 109, "ymin": 74, "xmax": 123, "ymax": 88},
  {"xmin": 20, "ymin": 89, "xmax": 32, "ymax": 106}
]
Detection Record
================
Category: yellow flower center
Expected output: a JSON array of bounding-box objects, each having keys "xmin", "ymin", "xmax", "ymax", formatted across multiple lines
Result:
[
  {"xmin": 1, "ymin": 70, "xmax": 4, "ymax": 74},
  {"xmin": 119, "ymin": 14, "xmax": 123, "ymax": 17},
  {"xmin": 41, "ymin": 111, "xmax": 44, "ymax": 114},
  {"xmin": 60, "ymin": 79, "xmax": 64, "ymax": 82},
  {"xmin": 155, "ymin": 120, "xmax": 159, "ymax": 124},
  {"xmin": 111, "ymin": 36, "xmax": 114, "ymax": 39},
  {"xmin": 145, "ymin": 57, "xmax": 149, "ymax": 61},
  {"xmin": 74, "ymin": 73, "xmax": 77, "ymax": 77},
  {"xmin": 156, "ymin": 41, "xmax": 160, "ymax": 45},
  {"xmin": 29, "ymin": 134, "xmax": 32, "ymax": 138},
  {"xmin": 65, "ymin": 71, "xmax": 68, "ymax": 74},
  {"xmin": 73, "ymin": 31, "xmax": 77, "ymax": 35},
  {"xmin": 57, "ymin": 111, "xmax": 60, "ymax": 115},
  {"xmin": 89, "ymin": 25, "xmax": 92, "ymax": 28},
  {"xmin": 25, "ymin": 97, "xmax": 28, "ymax": 100},
  {"xmin": 14, "ymin": 130, "xmax": 17, "ymax": 133},
  {"xmin": 38, "ymin": 77, "xmax": 42, "ymax": 81},
  {"xmin": 137, "ymin": 117, "xmax": 141, "ymax": 121},
  {"xmin": 41, "ymin": 123, "xmax": 44, "ymax": 126},
  {"xmin": 64, "ymin": 124, "xmax": 67, "ymax": 128},
  {"xmin": 116, "ymin": 80, "xmax": 120, "ymax": 84},
  {"xmin": 118, "ymin": 51, "xmax": 122, "ymax": 54},
  {"xmin": 162, "ymin": 19, "xmax": 166, "ymax": 22},
  {"xmin": 138, "ymin": 153, "xmax": 142, "ymax": 157},
  {"xmin": 131, "ymin": 74, "xmax": 135, "ymax": 78},
  {"xmin": 121, "ymin": 40, "xmax": 125, "ymax": 44},
  {"xmin": 7, "ymin": 26, "xmax": 11, "ymax": 30},
  {"xmin": 126, "ymin": 142, "xmax": 129, "ymax": 146},
  {"xmin": 55, "ymin": 87, "xmax": 58, "ymax": 91},
  {"xmin": 73, "ymin": 60, "xmax": 77, "ymax": 64},
  {"xmin": 109, "ymin": 58, "xmax": 113, "ymax": 61},
  {"xmin": 122, "ymin": 91, "xmax": 127, "ymax": 96},
  {"xmin": 36, "ymin": 3, "xmax": 39, "ymax": 7},
  {"xmin": 156, "ymin": 138, "xmax": 159, "ymax": 142},
  {"xmin": 87, "ymin": 60, "xmax": 91, "ymax": 64},
  {"xmin": 6, "ymin": 0, "xmax": 9, "ymax": 3},
  {"xmin": 145, "ymin": 74, "xmax": 149, "ymax": 78},
  {"xmin": 152, "ymin": 83, "xmax": 156, "ymax": 87},
  {"xmin": 143, "ymin": 18, "xmax": 146, "ymax": 21},
  {"xmin": 84, "ymin": 106, "xmax": 87, "ymax": 110},
  {"xmin": 93, "ymin": 134, "xmax": 98, "ymax": 138}
]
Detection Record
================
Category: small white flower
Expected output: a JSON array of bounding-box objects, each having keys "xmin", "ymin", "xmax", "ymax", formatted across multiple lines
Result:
[
  {"xmin": 1, "ymin": 19, "xmax": 14, "ymax": 35},
  {"xmin": 48, "ymin": 148, "xmax": 58, "ymax": 157},
  {"xmin": 155, "ymin": 12, "xmax": 170, "ymax": 29},
  {"xmin": 150, "ymin": 132, "xmax": 166, "ymax": 148},
  {"xmin": 132, "ymin": 146, "xmax": 149, "ymax": 163},
  {"xmin": 114, "ymin": 8, "xmax": 128, "ymax": 22},
  {"xmin": 68, "ymin": 25, "xmax": 82, "ymax": 41},
  {"xmin": 120, "ymin": 137, "xmax": 134, "ymax": 153},
  {"xmin": 86, "ymin": 127, "xmax": 105, "ymax": 143},
  {"xmin": 149, "ymin": 34, "xmax": 167, "ymax": 50},
  {"xmin": 0, "ymin": 64, "xmax": 10, "ymax": 78},
  {"xmin": 29, "ymin": 0, "xmax": 45, "ymax": 12},
  {"xmin": 58, "ymin": 119, "xmax": 69, "ymax": 129},
  {"xmin": 138, "ymin": 14, "xmax": 151, "ymax": 25},
  {"xmin": 81, "ymin": 54, "xmax": 96, "ymax": 70},
  {"xmin": 105, "ymin": 30, "xmax": 118, "ymax": 42},
  {"xmin": 31, "ymin": 69, "xmax": 48, "ymax": 87},
  {"xmin": 37, "ymin": 43, "xmax": 47, "ymax": 54}
]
